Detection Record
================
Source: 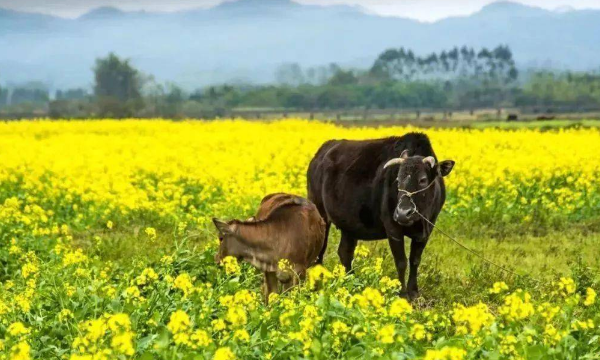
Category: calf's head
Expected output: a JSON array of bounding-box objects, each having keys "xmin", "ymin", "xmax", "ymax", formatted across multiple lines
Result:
[
  {"xmin": 384, "ymin": 150, "xmax": 455, "ymax": 226},
  {"xmin": 212, "ymin": 218, "xmax": 238, "ymax": 263}
]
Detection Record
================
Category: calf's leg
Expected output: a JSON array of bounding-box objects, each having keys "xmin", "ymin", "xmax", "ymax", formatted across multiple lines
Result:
[
  {"xmin": 280, "ymin": 268, "xmax": 301, "ymax": 293},
  {"xmin": 388, "ymin": 237, "xmax": 408, "ymax": 297},
  {"xmin": 338, "ymin": 232, "xmax": 358, "ymax": 273},
  {"xmin": 407, "ymin": 239, "xmax": 428, "ymax": 300},
  {"xmin": 262, "ymin": 271, "xmax": 279, "ymax": 304}
]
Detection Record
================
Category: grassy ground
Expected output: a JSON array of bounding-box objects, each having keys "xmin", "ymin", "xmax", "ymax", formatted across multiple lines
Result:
[
  {"xmin": 468, "ymin": 119, "xmax": 600, "ymax": 130},
  {"xmin": 333, "ymin": 118, "xmax": 600, "ymax": 130},
  {"xmin": 323, "ymin": 230, "xmax": 600, "ymax": 308},
  {"xmin": 85, "ymin": 220, "xmax": 600, "ymax": 312},
  {"xmin": 233, "ymin": 108, "xmax": 600, "ymax": 123}
]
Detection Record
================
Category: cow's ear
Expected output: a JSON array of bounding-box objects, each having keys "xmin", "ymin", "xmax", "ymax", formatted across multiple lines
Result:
[
  {"xmin": 213, "ymin": 218, "xmax": 234, "ymax": 235},
  {"xmin": 437, "ymin": 160, "xmax": 455, "ymax": 177}
]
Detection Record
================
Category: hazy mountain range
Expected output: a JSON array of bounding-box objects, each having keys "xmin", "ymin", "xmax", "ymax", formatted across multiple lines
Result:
[{"xmin": 1, "ymin": 0, "xmax": 599, "ymax": 90}]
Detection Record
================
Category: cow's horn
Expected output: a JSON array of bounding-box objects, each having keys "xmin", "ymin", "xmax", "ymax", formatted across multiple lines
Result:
[
  {"xmin": 401, "ymin": 149, "xmax": 410, "ymax": 158},
  {"xmin": 423, "ymin": 156, "xmax": 436, "ymax": 168},
  {"xmin": 384, "ymin": 158, "xmax": 405, "ymax": 169}
]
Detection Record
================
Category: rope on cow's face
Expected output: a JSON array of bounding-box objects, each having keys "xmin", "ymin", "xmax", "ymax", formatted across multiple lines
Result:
[{"xmin": 397, "ymin": 175, "xmax": 440, "ymax": 217}]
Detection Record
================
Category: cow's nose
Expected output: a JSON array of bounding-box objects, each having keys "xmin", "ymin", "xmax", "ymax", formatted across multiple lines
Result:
[{"xmin": 394, "ymin": 207, "xmax": 415, "ymax": 223}]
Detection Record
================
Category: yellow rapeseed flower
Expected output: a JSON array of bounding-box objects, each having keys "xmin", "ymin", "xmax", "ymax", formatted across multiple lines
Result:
[
  {"xmin": 376, "ymin": 324, "xmax": 396, "ymax": 344},
  {"xmin": 306, "ymin": 265, "xmax": 333, "ymax": 290},
  {"xmin": 8, "ymin": 322, "xmax": 30, "ymax": 337},
  {"xmin": 423, "ymin": 346, "xmax": 466, "ymax": 360},
  {"xmin": 144, "ymin": 227, "xmax": 157, "ymax": 240},
  {"xmin": 173, "ymin": 273, "xmax": 195, "ymax": 296},
  {"xmin": 489, "ymin": 281, "xmax": 509, "ymax": 294},
  {"xmin": 214, "ymin": 347, "xmax": 236, "ymax": 360},
  {"xmin": 167, "ymin": 310, "xmax": 191, "ymax": 335},
  {"xmin": 584, "ymin": 288, "xmax": 596, "ymax": 306},
  {"xmin": 452, "ymin": 303, "xmax": 495, "ymax": 335},
  {"xmin": 222, "ymin": 256, "xmax": 241, "ymax": 276},
  {"xmin": 499, "ymin": 290, "xmax": 535, "ymax": 321}
]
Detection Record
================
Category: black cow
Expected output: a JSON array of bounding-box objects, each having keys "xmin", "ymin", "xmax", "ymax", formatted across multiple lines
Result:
[{"xmin": 307, "ymin": 133, "xmax": 455, "ymax": 299}]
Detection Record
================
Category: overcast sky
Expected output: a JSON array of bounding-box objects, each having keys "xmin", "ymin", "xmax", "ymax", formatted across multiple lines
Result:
[{"xmin": 2, "ymin": 0, "xmax": 600, "ymax": 22}]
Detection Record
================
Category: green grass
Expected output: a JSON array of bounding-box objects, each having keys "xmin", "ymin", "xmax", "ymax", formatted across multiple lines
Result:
[
  {"xmin": 87, "ymin": 221, "xmax": 600, "ymax": 311},
  {"xmin": 299, "ymin": 227, "xmax": 599, "ymax": 307},
  {"xmin": 468, "ymin": 119, "xmax": 600, "ymax": 130}
]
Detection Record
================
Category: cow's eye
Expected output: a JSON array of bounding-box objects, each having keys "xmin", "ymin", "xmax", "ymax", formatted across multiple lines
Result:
[{"xmin": 419, "ymin": 177, "xmax": 428, "ymax": 186}]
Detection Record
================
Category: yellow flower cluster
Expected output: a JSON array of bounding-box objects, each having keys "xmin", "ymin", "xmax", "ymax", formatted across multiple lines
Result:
[
  {"xmin": 452, "ymin": 303, "xmax": 495, "ymax": 335},
  {"xmin": 62, "ymin": 249, "xmax": 88, "ymax": 267},
  {"xmin": 1, "ymin": 322, "xmax": 31, "ymax": 360},
  {"xmin": 222, "ymin": 256, "xmax": 241, "ymax": 276},
  {"xmin": 423, "ymin": 346, "xmax": 467, "ymax": 360},
  {"xmin": 499, "ymin": 290, "xmax": 535, "ymax": 321},
  {"xmin": 135, "ymin": 267, "xmax": 159, "ymax": 286},
  {"xmin": 1, "ymin": 120, "xmax": 600, "ymax": 360},
  {"xmin": 306, "ymin": 265, "xmax": 334, "ymax": 290},
  {"xmin": 555, "ymin": 277, "xmax": 576, "ymax": 297},
  {"xmin": 173, "ymin": 273, "xmax": 195, "ymax": 297},
  {"xmin": 389, "ymin": 298, "xmax": 413, "ymax": 319},
  {"xmin": 489, "ymin": 281, "xmax": 509, "ymax": 294},
  {"xmin": 1, "ymin": 120, "xmax": 598, "ymax": 233},
  {"xmin": 351, "ymin": 287, "xmax": 385, "ymax": 311},
  {"xmin": 70, "ymin": 313, "xmax": 135, "ymax": 359},
  {"xmin": 584, "ymin": 287, "xmax": 597, "ymax": 306},
  {"xmin": 166, "ymin": 310, "xmax": 213, "ymax": 349}
]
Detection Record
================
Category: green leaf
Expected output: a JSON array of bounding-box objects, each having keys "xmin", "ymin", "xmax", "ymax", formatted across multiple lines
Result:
[
  {"xmin": 345, "ymin": 346, "xmax": 365, "ymax": 359},
  {"xmin": 139, "ymin": 352, "xmax": 155, "ymax": 360},
  {"xmin": 155, "ymin": 325, "xmax": 170, "ymax": 349},
  {"xmin": 260, "ymin": 323, "xmax": 269, "ymax": 340},
  {"xmin": 525, "ymin": 344, "xmax": 547, "ymax": 360}
]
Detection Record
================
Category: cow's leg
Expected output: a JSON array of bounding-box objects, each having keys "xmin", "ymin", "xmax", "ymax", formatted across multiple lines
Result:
[
  {"xmin": 388, "ymin": 237, "xmax": 408, "ymax": 297},
  {"xmin": 338, "ymin": 232, "xmax": 357, "ymax": 273},
  {"xmin": 407, "ymin": 239, "xmax": 428, "ymax": 300},
  {"xmin": 316, "ymin": 221, "xmax": 331, "ymax": 264},
  {"xmin": 261, "ymin": 273, "xmax": 268, "ymax": 302},
  {"xmin": 263, "ymin": 271, "xmax": 279, "ymax": 304}
]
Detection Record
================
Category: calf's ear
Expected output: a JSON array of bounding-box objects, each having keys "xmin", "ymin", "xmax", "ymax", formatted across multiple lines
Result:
[
  {"xmin": 437, "ymin": 160, "xmax": 455, "ymax": 177},
  {"xmin": 213, "ymin": 218, "xmax": 233, "ymax": 235}
]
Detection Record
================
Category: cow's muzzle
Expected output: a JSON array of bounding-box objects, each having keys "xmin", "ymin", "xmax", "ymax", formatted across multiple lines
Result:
[{"xmin": 394, "ymin": 206, "xmax": 417, "ymax": 226}]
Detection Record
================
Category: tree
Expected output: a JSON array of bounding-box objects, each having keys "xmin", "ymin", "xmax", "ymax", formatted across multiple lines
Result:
[
  {"xmin": 94, "ymin": 53, "xmax": 143, "ymax": 117},
  {"xmin": 10, "ymin": 82, "xmax": 49, "ymax": 105},
  {"xmin": 328, "ymin": 70, "xmax": 358, "ymax": 86},
  {"xmin": 275, "ymin": 63, "xmax": 305, "ymax": 86},
  {"xmin": 94, "ymin": 53, "xmax": 142, "ymax": 101},
  {"xmin": 0, "ymin": 85, "xmax": 7, "ymax": 108},
  {"xmin": 56, "ymin": 88, "xmax": 89, "ymax": 101},
  {"xmin": 370, "ymin": 45, "xmax": 518, "ymax": 85}
]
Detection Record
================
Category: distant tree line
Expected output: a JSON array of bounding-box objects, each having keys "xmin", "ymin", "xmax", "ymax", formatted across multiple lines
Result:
[
  {"xmin": 371, "ymin": 45, "xmax": 518, "ymax": 83},
  {"xmin": 2, "ymin": 47, "xmax": 600, "ymax": 119}
]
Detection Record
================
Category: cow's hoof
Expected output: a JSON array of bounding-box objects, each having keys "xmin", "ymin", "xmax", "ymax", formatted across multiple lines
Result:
[
  {"xmin": 408, "ymin": 290, "xmax": 420, "ymax": 301},
  {"xmin": 399, "ymin": 290, "xmax": 409, "ymax": 299}
]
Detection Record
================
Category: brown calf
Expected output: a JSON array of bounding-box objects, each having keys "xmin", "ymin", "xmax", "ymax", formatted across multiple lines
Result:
[{"xmin": 213, "ymin": 193, "xmax": 326, "ymax": 303}]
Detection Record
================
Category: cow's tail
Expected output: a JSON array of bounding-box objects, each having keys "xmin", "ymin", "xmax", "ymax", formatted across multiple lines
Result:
[{"xmin": 316, "ymin": 220, "xmax": 330, "ymax": 265}]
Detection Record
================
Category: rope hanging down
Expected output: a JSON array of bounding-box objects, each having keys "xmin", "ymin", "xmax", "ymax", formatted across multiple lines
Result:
[
  {"xmin": 416, "ymin": 210, "xmax": 524, "ymax": 279},
  {"xmin": 399, "ymin": 178, "xmax": 531, "ymax": 280}
]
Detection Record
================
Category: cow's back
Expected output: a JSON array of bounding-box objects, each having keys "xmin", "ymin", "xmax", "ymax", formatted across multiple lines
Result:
[
  {"xmin": 255, "ymin": 193, "xmax": 299, "ymax": 220},
  {"xmin": 306, "ymin": 133, "xmax": 436, "ymax": 240},
  {"xmin": 257, "ymin": 194, "xmax": 326, "ymax": 270}
]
